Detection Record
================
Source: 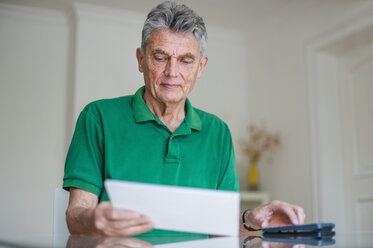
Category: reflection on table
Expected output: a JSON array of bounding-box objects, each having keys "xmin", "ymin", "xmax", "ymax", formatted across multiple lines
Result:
[
  {"xmin": 64, "ymin": 234, "xmax": 334, "ymax": 248},
  {"xmin": 13, "ymin": 231, "xmax": 373, "ymax": 248}
]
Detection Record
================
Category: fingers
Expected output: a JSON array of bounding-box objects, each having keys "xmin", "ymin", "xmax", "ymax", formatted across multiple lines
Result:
[
  {"xmin": 103, "ymin": 207, "xmax": 142, "ymax": 221},
  {"xmin": 106, "ymin": 215, "xmax": 153, "ymax": 230},
  {"xmin": 99, "ymin": 222, "xmax": 154, "ymax": 237},
  {"xmin": 276, "ymin": 203, "xmax": 300, "ymax": 225},
  {"xmin": 262, "ymin": 219, "xmax": 269, "ymax": 228},
  {"xmin": 94, "ymin": 201, "xmax": 154, "ymax": 237},
  {"xmin": 293, "ymin": 205, "xmax": 306, "ymax": 225},
  {"xmin": 114, "ymin": 222, "xmax": 154, "ymax": 237},
  {"xmin": 268, "ymin": 200, "xmax": 306, "ymax": 226}
]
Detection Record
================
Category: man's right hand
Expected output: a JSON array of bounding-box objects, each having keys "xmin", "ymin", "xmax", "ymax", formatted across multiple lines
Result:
[
  {"xmin": 66, "ymin": 187, "xmax": 154, "ymax": 236},
  {"xmin": 93, "ymin": 201, "xmax": 154, "ymax": 236}
]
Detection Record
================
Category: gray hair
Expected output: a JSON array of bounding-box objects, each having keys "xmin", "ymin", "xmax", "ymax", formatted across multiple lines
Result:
[{"xmin": 141, "ymin": 1, "xmax": 207, "ymax": 59}]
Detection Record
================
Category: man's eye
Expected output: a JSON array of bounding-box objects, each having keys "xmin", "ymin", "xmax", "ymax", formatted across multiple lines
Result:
[
  {"xmin": 154, "ymin": 56, "xmax": 167, "ymax": 62},
  {"xmin": 181, "ymin": 59, "xmax": 193, "ymax": 64}
]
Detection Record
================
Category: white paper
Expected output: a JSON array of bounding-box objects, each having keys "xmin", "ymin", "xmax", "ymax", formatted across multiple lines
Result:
[{"xmin": 104, "ymin": 179, "xmax": 240, "ymax": 236}]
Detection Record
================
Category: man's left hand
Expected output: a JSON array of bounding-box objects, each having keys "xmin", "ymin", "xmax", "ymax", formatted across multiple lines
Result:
[{"xmin": 243, "ymin": 200, "xmax": 306, "ymax": 230}]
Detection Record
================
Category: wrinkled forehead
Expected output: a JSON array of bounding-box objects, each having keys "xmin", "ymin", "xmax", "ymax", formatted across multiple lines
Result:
[{"xmin": 145, "ymin": 29, "xmax": 201, "ymax": 57}]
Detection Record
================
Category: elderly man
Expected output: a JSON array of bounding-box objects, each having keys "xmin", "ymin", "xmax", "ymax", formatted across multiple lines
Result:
[{"xmin": 63, "ymin": 1, "xmax": 305, "ymax": 238}]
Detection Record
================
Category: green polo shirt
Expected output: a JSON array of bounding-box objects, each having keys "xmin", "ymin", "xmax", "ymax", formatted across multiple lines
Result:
[{"xmin": 63, "ymin": 86, "xmax": 239, "ymax": 238}]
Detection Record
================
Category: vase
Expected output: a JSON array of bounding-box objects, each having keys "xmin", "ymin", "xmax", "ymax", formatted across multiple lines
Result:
[{"xmin": 248, "ymin": 160, "xmax": 259, "ymax": 190}]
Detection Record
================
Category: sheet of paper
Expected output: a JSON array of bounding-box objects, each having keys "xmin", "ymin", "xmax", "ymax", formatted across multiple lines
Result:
[{"xmin": 105, "ymin": 179, "xmax": 240, "ymax": 236}]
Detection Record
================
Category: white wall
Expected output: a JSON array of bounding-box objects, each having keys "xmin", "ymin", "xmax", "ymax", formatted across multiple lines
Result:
[
  {"xmin": 72, "ymin": 3, "xmax": 144, "ymax": 121},
  {"xmin": 0, "ymin": 3, "xmax": 69, "ymax": 241}
]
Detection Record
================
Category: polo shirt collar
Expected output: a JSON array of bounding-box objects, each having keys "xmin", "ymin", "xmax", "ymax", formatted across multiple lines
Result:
[
  {"xmin": 132, "ymin": 86, "xmax": 155, "ymax": 122},
  {"xmin": 132, "ymin": 86, "xmax": 202, "ymax": 132},
  {"xmin": 184, "ymin": 98, "xmax": 202, "ymax": 131}
]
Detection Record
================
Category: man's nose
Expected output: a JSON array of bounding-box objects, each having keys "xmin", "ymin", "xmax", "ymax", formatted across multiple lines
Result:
[{"xmin": 165, "ymin": 58, "xmax": 179, "ymax": 77}]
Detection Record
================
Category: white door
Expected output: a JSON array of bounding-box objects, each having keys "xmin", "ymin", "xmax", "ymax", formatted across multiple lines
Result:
[
  {"xmin": 308, "ymin": 18, "xmax": 373, "ymax": 246},
  {"xmin": 338, "ymin": 38, "xmax": 373, "ymax": 246}
]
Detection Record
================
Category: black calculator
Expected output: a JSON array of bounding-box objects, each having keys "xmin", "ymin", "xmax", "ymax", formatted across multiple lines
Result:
[{"xmin": 263, "ymin": 223, "xmax": 335, "ymax": 236}]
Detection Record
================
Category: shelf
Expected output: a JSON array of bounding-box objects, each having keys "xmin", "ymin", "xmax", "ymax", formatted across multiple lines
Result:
[{"xmin": 240, "ymin": 191, "xmax": 270, "ymax": 211}]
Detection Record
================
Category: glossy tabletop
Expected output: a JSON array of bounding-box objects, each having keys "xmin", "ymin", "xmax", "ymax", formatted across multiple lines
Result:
[{"xmin": 0, "ymin": 232, "xmax": 372, "ymax": 248}]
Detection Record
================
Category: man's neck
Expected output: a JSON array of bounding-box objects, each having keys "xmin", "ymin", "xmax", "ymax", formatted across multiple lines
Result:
[{"xmin": 143, "ymin": 91, "xmax": 186, "ymax": 133}]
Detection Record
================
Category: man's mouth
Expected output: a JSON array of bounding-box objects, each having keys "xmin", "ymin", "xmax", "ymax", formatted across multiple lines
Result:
[{"xmin": 161, "ymin": 83, "xmax": 179, "ymax": 89}]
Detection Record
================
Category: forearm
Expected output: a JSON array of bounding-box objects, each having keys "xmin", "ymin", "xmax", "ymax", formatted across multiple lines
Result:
[
  {"xmin": 66, "ymin": 204, "xmax": 98, "ymax": 236},
  {"xmin": 66, "ymin": 187, "xmax": 101, "ymax": 235}
]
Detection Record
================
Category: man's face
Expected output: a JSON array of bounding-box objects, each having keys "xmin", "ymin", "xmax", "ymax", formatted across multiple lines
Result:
[{"xmin": 136, "ymin": 29, "xmax": 208, "ymax": 105}]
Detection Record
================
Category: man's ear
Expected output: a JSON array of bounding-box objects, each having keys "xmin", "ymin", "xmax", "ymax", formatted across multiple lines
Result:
[
  {"xmin": 136, "ymin": 48, "xmax": 144, "ymax": 72},
  {"xmin": 197, "ymin": 55, "xmax": 208, "ymax": 79}
]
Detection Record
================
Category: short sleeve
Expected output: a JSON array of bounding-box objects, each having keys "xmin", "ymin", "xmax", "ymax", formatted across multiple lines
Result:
[
  {"xmin": 63, "ymin": 108, "xmax": 104, "ymax": 197},
  {"xmin": 217, "ymin": 126, "xmax": 239, "ymax": 192}
]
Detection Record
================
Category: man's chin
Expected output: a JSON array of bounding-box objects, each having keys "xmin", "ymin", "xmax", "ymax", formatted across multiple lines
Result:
[
  {"xmin": 156, "ymin": 92, "xmax": 184, "ymax": 103},
  {"xmin": 158, "ymin": 96, "xmax": 185, "ymax": 105}
]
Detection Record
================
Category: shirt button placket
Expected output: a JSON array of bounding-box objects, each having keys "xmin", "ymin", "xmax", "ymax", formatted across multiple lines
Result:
[{"xmin": 165, "ymin": 135, "xmax": 180, "ymax": 165}]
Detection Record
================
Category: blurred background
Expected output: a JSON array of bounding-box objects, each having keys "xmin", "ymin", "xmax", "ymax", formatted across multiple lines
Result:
[{"xmin": 0, "ymin": 0, "xmax": 372, "ymax": 245}]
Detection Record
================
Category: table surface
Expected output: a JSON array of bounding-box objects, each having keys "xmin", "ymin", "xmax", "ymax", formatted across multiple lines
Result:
[{"xmin": 0, "ymin": 231, "xmax": 372, "ymax": 248}]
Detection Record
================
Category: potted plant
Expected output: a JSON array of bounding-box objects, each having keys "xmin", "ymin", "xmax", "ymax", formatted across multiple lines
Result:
[{"xmin": 241, "ymin": 123, "xmax": 281, "ymax": 190}]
